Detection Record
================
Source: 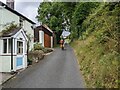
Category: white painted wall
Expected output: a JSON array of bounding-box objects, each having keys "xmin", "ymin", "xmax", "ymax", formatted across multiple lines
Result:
[
  {"xmin": 24, "ymin": 55, "xmax": 27, "ymax": 68},
  {"xmin": 0, "ymin": 6, "xmax": 34, "ymax": 72},
  {"xmin": 0, "ymin": 7, "xmax": 2, "ymax": 32},
  {"xmin": 0, "ymin": 7, "xmax": 34, "ymax": 51},
  {"xmin": 23, "ymin": 20, "xmax": 34, "ymax": 51},
  {"xmin": 0, "ymin": 39, "xmax": 13, "ymax": 72},
  {"xmin": 0, "ymin": 56, "xmax": 11, "ymax": 72},
  {"xmin": 13, "ymin": 29, "xmax": 28, "ymax": 71},
  {"xmin": 0, "ymin": 38, "xmax": 14, "ymax": 72},
  {"xmin": 51, "ymin": 36, "xmax": 53, "ymax": 48},
  {"xmin": 0, "ymin": 29, "xmax": 28, "ymax": 72},
  {"xmin": 39, "ymin": 31, "xmax": 44, "ymax": 47},
  {"xmin": 0, "ymin": 7, "xmax": 19, "ymax": 32}
]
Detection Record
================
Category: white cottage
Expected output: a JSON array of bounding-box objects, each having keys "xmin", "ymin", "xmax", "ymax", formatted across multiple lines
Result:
[
  {"xmin": 0, "ymin": 1, "xmax": 35, "ymax": 72},
  {"xmin": 0, "ymin": 28, "xmax": 28, "ymax": 72}
]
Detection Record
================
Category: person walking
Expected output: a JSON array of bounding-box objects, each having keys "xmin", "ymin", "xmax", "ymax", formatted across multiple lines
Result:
[{"xmin": 60, "ymin": 39, "xmax": 64, "ymax": 50}]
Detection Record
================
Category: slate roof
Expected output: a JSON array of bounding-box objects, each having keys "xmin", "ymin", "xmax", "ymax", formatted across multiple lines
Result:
[{"xmin": 1, "ymin": 27, "xmax": 21, "ymax": 37}]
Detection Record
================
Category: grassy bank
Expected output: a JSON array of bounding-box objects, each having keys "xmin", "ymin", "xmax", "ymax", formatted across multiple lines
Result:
[{"xmin": 71, "ymin": 2, "xmax": 120, "ymax": 88}]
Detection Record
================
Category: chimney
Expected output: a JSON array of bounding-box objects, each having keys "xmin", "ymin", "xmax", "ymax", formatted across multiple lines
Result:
[{"xmin": 6, "ymin": 0, "xmax": 14, "ymax": 9}]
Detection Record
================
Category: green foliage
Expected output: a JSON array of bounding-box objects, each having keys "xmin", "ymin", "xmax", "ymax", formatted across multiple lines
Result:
[
  {"xmin": 71, "ymin": 2, "xmax": 120, "ymax": 88},
  {"xmin": 1, "ymin": 23, "xmax": 18, "ymax": 35},
  {"xmin": 71, "ymin": 2, "xmax": 100, "ymax": 39},
  {"xmin": 37, "ymin": 2, "xmax": 77, "ymax": 43},
  {"xmin": 37, "ymin": 2, "xmax": 99, "ymax": 41},
  {"xmin": 37, "ymin": 2, "xmax": 119, "ymax": 87},
  {"xmin": 28, "ymin": 43, "xmax": 53, "ymax": 64},
  {"xmin": 34, "ymin": 42, "xmax": 53, "ymax": 53},
  {"xmin": 34, "ymin": 42, "xmax": 44, "ymax": 50}
]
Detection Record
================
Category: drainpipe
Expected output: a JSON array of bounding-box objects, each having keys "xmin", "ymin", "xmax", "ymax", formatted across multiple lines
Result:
[{"xmin": 11, "ymin": 37, "xmax": 13, "ymax": 71}]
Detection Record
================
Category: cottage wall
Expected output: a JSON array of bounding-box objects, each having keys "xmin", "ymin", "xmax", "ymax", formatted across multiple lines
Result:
[
  {"xmin": 0, "ymin": 7, "xmax": 19, "ymax": 31},
  {"xmin": 23, "ymin": 20, "xmax": 34, "ymax": 50},
  {"xmin": 0, "ymin": 56, "xmax": 11, "ymax": 72},
  {"xmin": 0, "ymin": 7, "xmax": 34, "ymax": 51},
  {"xmin": 0, "ymin": 4, "xmax": 34, "ymax": 72}
]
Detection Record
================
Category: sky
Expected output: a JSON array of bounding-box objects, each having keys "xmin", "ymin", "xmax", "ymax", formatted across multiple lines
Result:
[
  {"xmin": 0, "ymin": 0, "xmax": 41, "ymax": 24},
  {"xmin": 1, "ymin": 0, "xmax": 119, "ymax": 24}
]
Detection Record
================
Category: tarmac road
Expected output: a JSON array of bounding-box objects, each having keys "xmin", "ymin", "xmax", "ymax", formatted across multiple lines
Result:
[{"xmin": 2, "ymin": 45, "xmax": 85, "ymax": 88}]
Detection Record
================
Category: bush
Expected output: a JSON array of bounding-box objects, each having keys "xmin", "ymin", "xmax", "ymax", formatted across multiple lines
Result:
[
  {"xmin": 34, "ymin": 42, "xmax": 44, "ymax": 50},
  {"xmin": 27, "ymin": 43, "xmax": 53, "ymax": 65},
  {"xmin": 28, "ymin": 50, "xmax": 44, "ymax": 63}
]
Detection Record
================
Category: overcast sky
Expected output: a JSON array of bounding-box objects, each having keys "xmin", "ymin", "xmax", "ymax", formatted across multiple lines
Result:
[
  {"xmin": 0, "ymin": 0, "xmax": 41, "ymax": 24},
  {"xmin": 1, "ymin": 0, "xmax": 118, "ymax": 24}
]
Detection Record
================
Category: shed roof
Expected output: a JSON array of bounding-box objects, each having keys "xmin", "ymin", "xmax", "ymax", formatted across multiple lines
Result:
[
  {"xmin": 42, "ymin": 24, "xmax": 53, "ymax": 33},
  {"xmin": 35, "ymin": 24, "xmax": 53, "ymax": 34}
]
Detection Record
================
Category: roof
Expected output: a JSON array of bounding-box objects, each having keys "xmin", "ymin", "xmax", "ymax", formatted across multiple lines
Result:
[
  {"xmin": 0, "ymin": 1, "xmax": 35, "ymax": 24},
  {"xmin": 35, "ymin": 24, "xmax": 53, "ymax": 34},
  {"xmin": 1, "ymin": 27, "xmax": 21, "ymax": 37},
  {"xmin": 42, "ymin": 24, "xmax": 53, "ymax": 33}
]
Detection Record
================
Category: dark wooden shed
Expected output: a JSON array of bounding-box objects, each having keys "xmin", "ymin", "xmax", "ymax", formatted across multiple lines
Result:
[{"xmin": 34, "ymin": 24, "xmax": 54, "ymax": 48}]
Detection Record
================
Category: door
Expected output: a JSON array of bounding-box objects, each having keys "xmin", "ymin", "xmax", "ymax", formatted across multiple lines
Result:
[
  {"xmin": 44, "ymin": 33, "xmax": 51, "ymax": 48},
  {"xmin": 16, "ymin": 41, "xmax": 24, "ymax": 70}
]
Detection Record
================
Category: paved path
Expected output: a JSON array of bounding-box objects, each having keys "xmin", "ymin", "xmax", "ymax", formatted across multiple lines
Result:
[{"xmin": 2, "ymin": 45, "xmax": 85, "ymax": 88}]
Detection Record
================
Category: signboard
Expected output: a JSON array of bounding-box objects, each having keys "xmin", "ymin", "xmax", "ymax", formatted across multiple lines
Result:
[{"xmin": 61, "ymin": 30, "xmax": 71, "ymax": 38}]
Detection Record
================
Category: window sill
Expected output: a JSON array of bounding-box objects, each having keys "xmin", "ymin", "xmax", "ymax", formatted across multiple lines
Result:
[{"xmin": 0, "ymin": 53, "xmax": 17, "ymax": 56}]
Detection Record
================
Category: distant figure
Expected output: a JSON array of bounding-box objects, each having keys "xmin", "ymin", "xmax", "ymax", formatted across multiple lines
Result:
[{"xmin": 60, "ymin": 39, "xmax": 64, "ymax": 50}]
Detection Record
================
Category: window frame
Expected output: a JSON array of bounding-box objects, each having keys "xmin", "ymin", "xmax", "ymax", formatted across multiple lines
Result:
[
  {"xmin": 17, "ymin": 40, "xmax": 23, "ymax": 55},
  {"xmin": 2, "ymin": 37, "xmax": 12, "ymax": 55},
  {"xmin": 2, "ymin": 38, "xmax": 14, "ymax": 55},
  {"xmin": 3, "ymin": 39, "xmax": 8, "ymax": 53}
]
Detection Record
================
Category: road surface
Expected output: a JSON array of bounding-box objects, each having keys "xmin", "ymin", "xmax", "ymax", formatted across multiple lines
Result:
[{"xmin": 3, "ymin": 45, "xmax": 85, "ymax": 88}]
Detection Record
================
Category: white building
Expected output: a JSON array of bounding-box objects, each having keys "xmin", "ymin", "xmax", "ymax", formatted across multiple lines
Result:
[{"xmin": 0, "ymin": 1, "xmax": 35, "ymax": 72}]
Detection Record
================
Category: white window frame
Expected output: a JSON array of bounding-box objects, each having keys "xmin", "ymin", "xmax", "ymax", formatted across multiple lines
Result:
[
  {"xmin": 17, "ymin": 40, "xmax": 23, "ymax": 55},
  {"xmin": 3, "ymin": 39, "xmax": 8, "ymax": 54},
  {"xmin": 2, "ymin": 38, "xmax": 13, "ymax": 55}
]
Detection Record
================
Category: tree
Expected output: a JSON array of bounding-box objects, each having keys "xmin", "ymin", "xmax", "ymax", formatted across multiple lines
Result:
[
  {"xmin": 36, "ymin": 2, "xmax": 99, "ymax": 41},
  {"xmin": 71, "ymin": 2, "xmax": 99, "ymax": 39},
  {"xmin": 37, "ymin": 2, "xmax": 76, "ymax": 43}
]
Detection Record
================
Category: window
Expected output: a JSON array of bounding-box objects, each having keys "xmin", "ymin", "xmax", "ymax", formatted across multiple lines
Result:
[
  {"xmin": 3, "ymin": 39, "xmax": 7, "ymax": 53},
  {"xmin": 17, "ymin": 41, "xmax": 23, "ymax": 54},
  {"xmin": 8, "ymin": 39, "xmax": 12, "ymax": 53},
  {"xmin": 19, "ymin": 17, "xmax": 24, "ymax": 27},
  {"xmin": 3, "ymin": 39, "xmax": 13, "ymax": 53}
]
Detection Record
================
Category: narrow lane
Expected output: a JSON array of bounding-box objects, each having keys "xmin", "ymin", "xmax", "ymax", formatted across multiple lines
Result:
[{"xmin": 3, "ymin": 45, "xmax": 85, "ymax": 88}]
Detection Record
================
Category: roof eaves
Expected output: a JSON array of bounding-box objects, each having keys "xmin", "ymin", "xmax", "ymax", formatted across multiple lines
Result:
[{"xmin": 42, "ymin": 25, "xmax": 53, "ymax": 33}]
